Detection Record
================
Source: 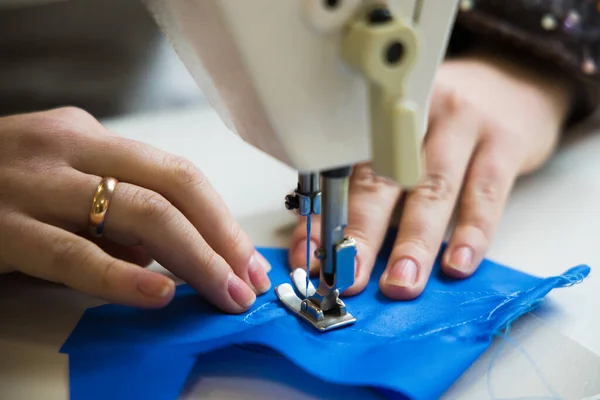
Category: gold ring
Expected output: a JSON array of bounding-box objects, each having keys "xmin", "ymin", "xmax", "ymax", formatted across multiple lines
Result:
[{"xmin": 89, "ymin": 177, "xmax": 118, "ymax": 237}]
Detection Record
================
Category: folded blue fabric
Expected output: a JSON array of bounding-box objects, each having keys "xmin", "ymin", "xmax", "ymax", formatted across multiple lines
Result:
[{"xmin": 61, "ymin": 233, "xmax": 590, "ymax": 400}]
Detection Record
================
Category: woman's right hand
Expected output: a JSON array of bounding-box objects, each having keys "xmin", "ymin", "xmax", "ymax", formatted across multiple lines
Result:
[{"xmin": 0, "ymin": 107, "xmax": 271, "ymax": 312}]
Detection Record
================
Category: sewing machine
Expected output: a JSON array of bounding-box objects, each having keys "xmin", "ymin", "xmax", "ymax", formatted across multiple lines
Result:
[{"xmin": 142, "ymin": 0, "xmax": 458, "ymax": 331}]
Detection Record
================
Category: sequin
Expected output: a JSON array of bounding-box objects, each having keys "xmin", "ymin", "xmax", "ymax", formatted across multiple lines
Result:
[
  {"xmin": 459, "ymin": 0, "xmax": 474, "ymax": 11},
  {"xmin": 582, "ymin": 58, "xmax": 597, "ymax": 74},
  {"xmin": 541, "ymin": 14, "xmax": 558, "ymax": 30},
  {"xmin": 564, "ymin": 10, "xmax": 581, "ymax": 30}
]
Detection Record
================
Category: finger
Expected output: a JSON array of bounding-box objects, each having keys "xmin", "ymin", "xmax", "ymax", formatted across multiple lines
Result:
[
  {"xmin": 32, "ymin": 170, "xmax": 262, "ymax": 313},
  {"xmin": 0, "ymin": 211, "xmax": 174, "ymax": 308},
  {"xmin": 82, "ymin": 234, "xmax": 154, "ymax": 267},
  {"xmin": 442, "ymin": 139, "xmax": 518, "ymax": 278},
  {"xmin": 14, "ymin": 162, "xmax": 270, "ymax": 304},
  {"xmin": 69, "ymin": 134, "xmax": 270, "ymax": 283},
  {"xmin": 343, "ymin": 164, "xmax": 402, "ymax": 295},
  {"xmin": 380, "ymin": 107, "xmax": 480, "ymax": 300},
  {"xmin": 107, "ymin": 182, "xmax": 265, "ymax": 311}
]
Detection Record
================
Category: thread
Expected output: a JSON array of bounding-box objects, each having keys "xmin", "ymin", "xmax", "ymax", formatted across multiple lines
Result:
[
  {"xmin": 305, "ymin": 214, "xmax": 311, "ymax": 298},
  {"xmin": 486, "ymin": 303, "xmax": 562, "ymax": 400}
]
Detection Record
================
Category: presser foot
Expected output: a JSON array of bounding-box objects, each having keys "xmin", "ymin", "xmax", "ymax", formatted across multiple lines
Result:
[{"xmin": 275, "ymin": 268, "xmax": 356, "ymax": 332}]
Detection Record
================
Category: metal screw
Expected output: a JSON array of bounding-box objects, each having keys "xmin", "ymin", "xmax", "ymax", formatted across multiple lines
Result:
[
  {"xmin": 367, "ymin": 7, "xmax": 393, "ymax": 24},
  {"xmin": 324, "ymin": 0, "xmax": 340, "ymax": 9},
  {"xmin": 285, "ymin": 194, "xmax": 299, "ymax": 210},
  {"xmin": 315, "ymin": 247, "xmax": 326, "ymax": 260}
]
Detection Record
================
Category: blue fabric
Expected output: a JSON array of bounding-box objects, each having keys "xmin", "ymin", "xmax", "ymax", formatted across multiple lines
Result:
[
  {"xmin": 180, "ymin": 345, "xmax": 385, "ymax": 399},
  {"xmin": 60, "ymin": 233, "xmax": 590, "ymax": 400}
]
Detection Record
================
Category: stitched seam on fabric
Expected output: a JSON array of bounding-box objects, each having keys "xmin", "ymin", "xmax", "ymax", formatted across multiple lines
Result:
[
  {"xmin": 342, "ymin": 287, "xmax": 545, "ymax": 341},
  {"xmin": 241, "ymin": 273, "xmax": 583, "ymax": 343},
  {"xmin": 242, "ymin": 301, "xmax": 274, "ymax": 323},
  {"xmin": 429, "ymin": 290, "xmax": 509, "ymax": 296},
  {"xmin": 345, "ymin": 291, "xmax": 525, "ymax": 340},
  {"xmin": 460, "ymin": 294, "xmax": 507, "ymax": 306},
  {"xmin": 238, "ymin": 291, "xmax": 536, "ymax": 341},
  {"xmin": 347, "ymin": 314, "xmax": 491, "ymax": 341},
  {"xmin": 403, "ymin": 314, "xmax": 489, "ymax": 338}
]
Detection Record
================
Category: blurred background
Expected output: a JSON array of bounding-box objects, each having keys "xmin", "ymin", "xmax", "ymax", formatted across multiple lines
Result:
[{"xmin": 0, "ymin": 0, "xmax": 206, "ymax": 118}]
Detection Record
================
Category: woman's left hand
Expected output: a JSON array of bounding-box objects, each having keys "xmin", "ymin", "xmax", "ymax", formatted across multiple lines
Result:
[{"xmin": 288, "ymin": 50, "xmax": 573, "ymax": 299}]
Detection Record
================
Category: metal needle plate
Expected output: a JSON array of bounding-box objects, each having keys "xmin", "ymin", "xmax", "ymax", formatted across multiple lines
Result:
[{"xmin": 275, "ymin": 269, "xmax": 356, "ymax": 332}]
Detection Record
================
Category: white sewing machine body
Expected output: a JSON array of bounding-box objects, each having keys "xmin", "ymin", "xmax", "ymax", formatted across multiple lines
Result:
[
  {"xmin": 143, "ymin": 0, "xmax": 458, "ymax": 332},
  {"xmin": 142, "ymin": 0, "xmax": 457, "ymax": 179}
]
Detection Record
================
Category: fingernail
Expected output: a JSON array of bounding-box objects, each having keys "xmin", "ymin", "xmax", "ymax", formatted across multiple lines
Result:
[
  {"xmin": 228, "ymin": 272, "xmax": 256, "ymax": 309},
  {"xmin": 248, "ymin": 252, "xmax": 271, "ymax": 294},
  {"xmin": 385, "ymin": 258, "xmax": 418, "ymax": 287},
  {"xmin": 448, "ymin": 246, "xmax": 473, "ymax": 272},
  {"xmin": 136, "ymin": 274, "xmax": 174, "ymax": 298},
  {"xmin": 255, "ymin": 250, "xmax": 271, "ymax": 272}
]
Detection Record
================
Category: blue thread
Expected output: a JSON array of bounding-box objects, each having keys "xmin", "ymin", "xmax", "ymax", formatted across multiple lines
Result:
[
  {"xmin": 486, "ymin": 299, "xmax": 562, "ymax": 400},
  {"xmin": 306, "ymin": 214, "xmax": 311, "ymax": 298}
]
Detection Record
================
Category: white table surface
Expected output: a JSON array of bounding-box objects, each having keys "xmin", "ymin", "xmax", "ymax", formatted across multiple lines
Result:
[{"xmin": 1, "ymin": 104, "xmax": 599, "ymax": 399}]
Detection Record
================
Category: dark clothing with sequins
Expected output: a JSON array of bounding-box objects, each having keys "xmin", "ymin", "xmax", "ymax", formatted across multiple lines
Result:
[{"xmin": 448, "ymin": 0, "xmax": 600, "ymax": 124}]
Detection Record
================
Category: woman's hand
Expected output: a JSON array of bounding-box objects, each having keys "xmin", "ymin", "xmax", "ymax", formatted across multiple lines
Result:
[
  {"xmin": 0, "ymin": 107, "xmax": 271, "ymax": 312},
  {"xmin": 289, "ymin": 50, "xmax": 573, "ymax": 299}
]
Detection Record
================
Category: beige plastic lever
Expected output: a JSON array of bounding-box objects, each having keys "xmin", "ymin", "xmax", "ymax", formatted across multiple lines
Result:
[{"xmin": 340, "ymin": 6, "xmax": 421, "ymax": 187}]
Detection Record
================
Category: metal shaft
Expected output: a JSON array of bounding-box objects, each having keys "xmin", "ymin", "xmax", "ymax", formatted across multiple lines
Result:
[
  {"xmin": 320, "ymin": 173, "xmax": 349, "ymax": 284},
  {"xmin": 298, "ymin": 173, "xmax": 319, "ymax": 196},
  {"xmin": 307, "ymin": 166, "xmax": 353, "ymax": 313},
  {"xmin": 275, "ymin": 167, "xmax": 358, "ymax": 331}
]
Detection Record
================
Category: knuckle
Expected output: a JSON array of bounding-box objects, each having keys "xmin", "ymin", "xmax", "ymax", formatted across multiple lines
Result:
[
  {"xmin": 350, "ymin": 163, "xmax": 399, "ymax": 195},
  {"xmin": 223, "ymin": 222, "xmax": 247, "ymax": 257},
  {"xmin": 52, "ymin": 106, "xmax": 95, "ymax": 122},
  {"xmin": 166, "ymin": 156, "xmax": 205, "ymax": 188},
  {"xmin": 472, "ymin": 163, "xmax": 509, "ymax": 204},
  {"xmin": 0, "ymin": 206, "xmax": 13, "ymax": 228},
  {"xmin": 412, "ymin": 172, "xmax": 454, "ymax": 203},
  {"xmin": 129, "ymin": 186, "xmax": 173, "ymax": 221},
  {"xmin": 5, "ymin": 108, "xmax": 96, "ymax": 161},
  {"xmin": 35, "ymin": 107, "xmax": 101, "ymax": 142},
  {"xmin": 40, "ymin": 107, "xmax": 92, "ymax": 133},
  {"xmin": 439, "ymin": 87, "xmax": 470, "ymax": 116},
  {"xmin": 99, "ymin": 258, "xmax": 119, "ymax": 293},
  {"xmin": 48, "ymin": 236, "xmax": 81, "ymax": 283},
  {"xmin": 199, "ymin": 247, "xmax": 220, "ymax": 277},
  {"xmin": 124, "ymin": 139, "xmax": 155, "ymax": 164},
  {"xmin": 473, "ymin": 180, "xmax": 498, "ymax": 204},
  {"xmin": 0, "ymin": 209, "xmax": 18, "ymax": 268},
  {"xmin": 139, "ymin": 193, "xmax": 172, "ymax": 221},
  {"xmin": 13, "ymin": 126, "xmax": 51, "ymax": 157},
  {"xmin": 401, "ymin": 234, "xmax": 432, "ymax": 255}
]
